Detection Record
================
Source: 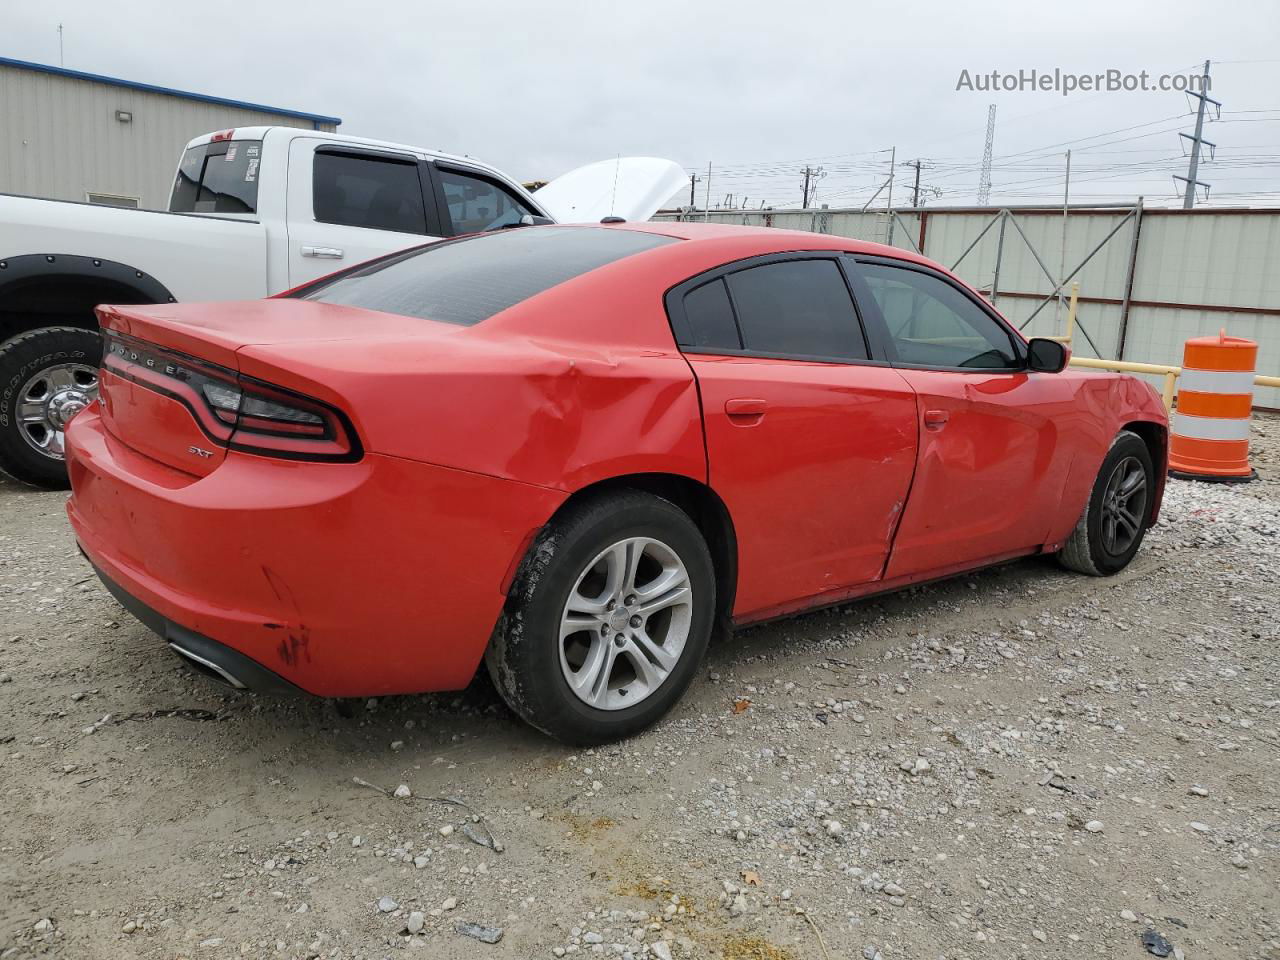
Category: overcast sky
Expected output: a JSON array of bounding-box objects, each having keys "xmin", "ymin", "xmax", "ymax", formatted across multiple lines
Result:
[{"xmin": 7, "ymin": 1, "xmax": 1280, "ymax": 208}]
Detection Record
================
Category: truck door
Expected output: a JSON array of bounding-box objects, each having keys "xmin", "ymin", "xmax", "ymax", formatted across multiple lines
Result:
[{"xmin": 285, "ymin": 139, "xmax": 442, "ymax": 288}]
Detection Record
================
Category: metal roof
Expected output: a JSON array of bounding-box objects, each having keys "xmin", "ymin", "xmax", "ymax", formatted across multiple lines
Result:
[{"xmin": 0, "ymin": 55, "xmax": 342, "ymax": 128}]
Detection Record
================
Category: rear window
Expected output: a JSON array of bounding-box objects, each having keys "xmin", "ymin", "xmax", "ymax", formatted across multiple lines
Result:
[
  {"xmin": 299, "ymin": 227, "xmax": 677, "ymax": 326},
  {"xmin": 170, "ymin": 139, "xmax": 262, "ymax": 215}
]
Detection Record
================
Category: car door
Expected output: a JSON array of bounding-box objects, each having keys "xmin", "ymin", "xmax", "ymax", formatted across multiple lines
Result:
[
  {"xmin": 285, "ymin": 140, "xmax": 441, "ymax": 287},
  {"xmin": 848, "ymin": 257, "xmax": 1072, "ymax": 580},
  {"xmin": 669, "ymin": 254, "xmax": 919, "ymax": 621}
]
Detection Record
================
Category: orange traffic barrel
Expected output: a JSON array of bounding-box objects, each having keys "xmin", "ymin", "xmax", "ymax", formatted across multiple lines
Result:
[{"xmin": 1168, "ymin": 330, "xmax": 1257, "ymax": 482}]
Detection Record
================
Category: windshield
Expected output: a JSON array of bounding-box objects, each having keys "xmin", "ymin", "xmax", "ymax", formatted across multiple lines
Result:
[{"xmin": 169, "ymin": 139, "xmax": 262, "ymax": 215}]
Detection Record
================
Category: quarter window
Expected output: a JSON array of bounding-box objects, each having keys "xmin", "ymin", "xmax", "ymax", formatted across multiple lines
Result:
[
  {"xmin": 725, "ymin": 259, "xmax": 867, "ymax": 360},
  {"xmin": 438, "ymin": 169, "xmax": 534, "ymax": 234},
  {"xmin": 680, "ymin": 279, "xmax": 741, "ymax": 350},
  {"xmin": 312, "ymin": 152, "xmax": 428, "ymax": 234},
  {"xmin": 858, "ymin": 263, "xmax": 1019, "ymax": 369}
]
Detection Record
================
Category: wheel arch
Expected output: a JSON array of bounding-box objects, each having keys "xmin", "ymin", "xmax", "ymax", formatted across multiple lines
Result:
[
  {"xmin": 552, "ymin": 472, "xmax": 738, "ymax": 635},
  {"xmin": 0, "ymin": 254, "xmax": 175, "ymax": 342},
  {"xmin": 1120, "ymin": 418, "xmax": 1168, "ymax": 523}
]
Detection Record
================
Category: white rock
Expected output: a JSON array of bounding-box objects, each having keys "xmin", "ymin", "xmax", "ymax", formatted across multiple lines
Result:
[
  {"xmin": 1084, "ymin": 820, "xmax": 1105, "ymax": 833},
  {"xmin": 652, "ymin": 942, "xmax": 673, "ymax": 960},
  {"xmin": 393, "ymin": 784, "xmax": 411, "ymax": 798},
  {"xmin": 1120, "ymin": 909, "xmax": 1138, "ymax": 922},
  {"xmin": 442, "ymin": 897, "xmax": 457, "ymax": 911},
  {"xmin": 439, "ymin": 824, "xmax": 455, "ymax": 837},
  {"xmin": 33, "ymin": 919, "xmax": 53, "ymax": 933},
  {"xmin": 1189, "ymin": 821, "xmax": 1211, "ymax": 833},
  {"xmin": 824, "ymin": 819, "xmax": 844, "ymax": 836},
  {"xmin": 406, "ymin": 911, "xmax": 425, "ymax": 934},
  {"xmin": 413, "ymin": 855, "xmax": 430, "ymax": 869},
  {"xmin": 377, "ymin": 896, "xmax": 398, "ymax": 913},
  {"xmin": 584, "ymin": 932, "xmax": 604, "ymax": 944}
]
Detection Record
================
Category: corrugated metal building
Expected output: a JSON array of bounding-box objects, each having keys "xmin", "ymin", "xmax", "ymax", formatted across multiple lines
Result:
[{"xmin": 0, "ymin": 56, "xmax": 340, "ymax": 210}]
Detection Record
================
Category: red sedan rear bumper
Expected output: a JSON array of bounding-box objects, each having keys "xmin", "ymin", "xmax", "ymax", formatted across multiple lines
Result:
[{"xmin": 65, "ymin": 405, "xmax": 563, "ymax": 697}]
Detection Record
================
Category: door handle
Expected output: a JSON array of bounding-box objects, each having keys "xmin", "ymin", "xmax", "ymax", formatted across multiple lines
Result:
[
  {"xmin": 923, "ymin": 408, "xmax": 950, "ymax": 429},
  {"xmin": 725, "ymin": 398, "xmax": 766, "ymax": 421},
  {"xmin": 301, "ymin": 245, "xmax": 344, "ymax": 259}
]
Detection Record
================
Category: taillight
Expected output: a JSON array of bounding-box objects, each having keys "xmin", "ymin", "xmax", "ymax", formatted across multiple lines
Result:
[
  {"xmin": 210, "ymin": 129, "xmax": 235, "ymax": 142},
  {"xmin": 102, "ymin": 331, "xmax": 360, "ymax": 462}
]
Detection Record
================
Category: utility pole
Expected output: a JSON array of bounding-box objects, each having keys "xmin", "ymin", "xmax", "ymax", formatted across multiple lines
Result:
[
  {"xmin": 688, "ymin": 173, "xmax": 700, "ymax": 210},
  {"xmin": 703, "ymin": 162, "xmax": 712, "ymax": 221},
  {"xmin": 57, "ymin": 24, "xmax": 64, "ymax": 67},
  {"xmin": 977, "ymin": 104, "xmax": 997, "ymax": 206},
  {"xmin": 1175, "ymin": 60, "xmax": 1220, "ymax": 208},
  {"xmin": 907, "ymin": 160, "xmax": 922, "ymax": 207},
  {"xmin": 885, "ymin": 147, "xmax": 896, "ymax": 211},
  {"xmin": 801, "ymin": 167, "xmax": 812, "ymax": 208},
  {"xmin": 1056, "ymin": 150, "xmax": 1071, "ymax": 326}
]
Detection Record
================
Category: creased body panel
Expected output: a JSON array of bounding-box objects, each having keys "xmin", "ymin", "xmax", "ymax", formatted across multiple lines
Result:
[{"xmin": 66, "ymin": 406, "xmax": 564, "ymax": 696}]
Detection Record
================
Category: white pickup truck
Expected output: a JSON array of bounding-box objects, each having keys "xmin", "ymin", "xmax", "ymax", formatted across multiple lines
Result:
[{"xmin": 0, "ymin": 125, "xmax": 684, "ymax": 486}]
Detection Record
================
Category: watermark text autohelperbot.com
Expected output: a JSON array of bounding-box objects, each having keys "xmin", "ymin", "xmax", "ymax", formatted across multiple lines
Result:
[{"xmin": 956, "ymin": 68, "xmax": 1209, "ymax": 96}]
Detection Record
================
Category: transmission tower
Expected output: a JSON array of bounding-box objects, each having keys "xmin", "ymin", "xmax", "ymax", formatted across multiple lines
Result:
[
  {"xmin": 977, "ymin": 104, "xmax": 996, "ymax": 206},
  {"xmin": 1174, "ymin": 60, "xmax": 1221, "ymax": 208}
]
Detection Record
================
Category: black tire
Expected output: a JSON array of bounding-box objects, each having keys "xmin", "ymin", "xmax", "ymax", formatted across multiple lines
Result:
[
  {"xmin": 486, "ymin": 490, "xmax": 716, "ymax": 745},
  {"xmin": 0, "ymin": 326, "xmax": 102, "ymax": 489},
  {"xmin": 1058, "ymin": 430, "xmax": 1154, "ymax": 576}
]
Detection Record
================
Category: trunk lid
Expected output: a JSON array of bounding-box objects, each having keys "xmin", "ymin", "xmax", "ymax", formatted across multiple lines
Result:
[{"xmin": 95, "ymin": 300, "xmax": 424, "ymax": 474}]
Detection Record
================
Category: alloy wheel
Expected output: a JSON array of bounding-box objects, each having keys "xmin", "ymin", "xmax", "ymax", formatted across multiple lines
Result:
[
  {"xmin": 558, "ymin": 536, "xmax": 694, "ymax": 711},
  {"xmin": 1100, "ymin": 455, "xmax": 1147, "ymax": 555}
]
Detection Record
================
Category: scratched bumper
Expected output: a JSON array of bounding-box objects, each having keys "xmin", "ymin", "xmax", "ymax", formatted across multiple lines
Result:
[{"xmin": 64, "ymin": 404, "xmax": 564, "ymax": 698}]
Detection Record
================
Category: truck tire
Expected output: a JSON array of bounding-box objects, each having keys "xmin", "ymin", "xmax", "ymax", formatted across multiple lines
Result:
[{"xmin": 0, "ymin": 327, "xmax": 102, "ymax": 489}]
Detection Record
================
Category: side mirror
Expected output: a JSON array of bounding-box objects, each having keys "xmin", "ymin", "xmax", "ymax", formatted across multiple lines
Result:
[{"xmin": 1027, "ymin": 337, "xmax": 1069, "ymax": 373}]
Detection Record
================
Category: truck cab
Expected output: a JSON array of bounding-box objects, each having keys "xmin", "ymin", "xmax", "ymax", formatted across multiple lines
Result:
[{"xmin": 0, "ymin": 127, "xmax": 684, "ymax": 486}]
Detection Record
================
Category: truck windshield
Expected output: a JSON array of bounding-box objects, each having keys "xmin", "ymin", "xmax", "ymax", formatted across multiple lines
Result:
[{"xmin": 169, "ymin": 139, "xmax": 262, "ymax": 215}]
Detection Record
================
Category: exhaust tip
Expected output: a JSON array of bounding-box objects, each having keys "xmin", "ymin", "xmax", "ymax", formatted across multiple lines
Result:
[{"xmin": 168, "ymin": 641, "xmax": 248, "ymax": 689}]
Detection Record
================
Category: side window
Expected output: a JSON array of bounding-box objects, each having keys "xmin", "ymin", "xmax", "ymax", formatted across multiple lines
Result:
[
  {"xmin": 680, "ymin": 279, "xmax": 741, "ymax": 350},
  {"xmin": 437, "ymin": 169, "xmax": 534, "ymax": 234},
  {"xmin": 312, "ymin": 152, "xmax": 428, "ymax": 234},
  {"xmin": 725, "ymin": 259, "xmax": 867, "ymax": 360},
  {"xmin": 857, "ymin": 263, "xmax": 1019, "ymax": 369}
]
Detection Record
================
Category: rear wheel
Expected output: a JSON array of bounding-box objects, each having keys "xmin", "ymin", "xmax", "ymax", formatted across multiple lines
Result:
[
  {"xmin": 486, "ymin": 490, "xmax": 715, "ymax": 745},
  {"xmin": 1058, "ymin": 430, "xmax": 1153, "ymax": 576},
  {"xmin": 0, "ymin": 327, "xmax": 102, "ymax": 489}
]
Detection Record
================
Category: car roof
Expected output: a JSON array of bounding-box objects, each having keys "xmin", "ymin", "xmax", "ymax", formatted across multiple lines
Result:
[{"xmin": 595, "ymin": 220, "xmax": 939, "ymax": 269}]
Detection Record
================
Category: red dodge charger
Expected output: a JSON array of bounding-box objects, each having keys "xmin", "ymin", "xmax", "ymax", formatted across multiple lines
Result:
[{"xmin": 66, "ymin": 223, "xmax": 1167, "ymax": 743}]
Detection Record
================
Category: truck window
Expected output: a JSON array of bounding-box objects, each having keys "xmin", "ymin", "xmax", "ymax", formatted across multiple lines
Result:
[
  {"xmin": 437, "ymin": 169, "xmax": 534, "ymax": 234},
  {"xmin": 170, "ymin": 139, "xmax": 262, "ymax": 215},
  {"xmin": 312, "ymin": 151, "xmax": 428, "ymax": 235}
]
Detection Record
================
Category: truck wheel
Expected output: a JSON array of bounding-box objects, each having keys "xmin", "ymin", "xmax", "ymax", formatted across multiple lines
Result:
[
  {"xmin": 0, "ymin": 327, "xmax": 102, "ymax": 489},
  {"xmin": 486, "ymin": 490, "xmax": 716, "ymax": 745}
]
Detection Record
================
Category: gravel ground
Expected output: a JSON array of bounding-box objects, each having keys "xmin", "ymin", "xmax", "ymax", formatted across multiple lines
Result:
[{"xmin": 2, "ymin": 417, "xmax": 1278, "ymax": 960}]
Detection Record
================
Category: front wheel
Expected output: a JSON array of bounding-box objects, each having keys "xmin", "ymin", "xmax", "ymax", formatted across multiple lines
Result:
[
  {"xmin": 1058, "ymin": 430, "xmax": 1154, "ymax": 576},
  {"xmin": 486, "ymin": 490, "xmax": 716, "ymax": 745},
  {"xmin": 0, "ymin": 327, "xmax": 102, "ymax": 489}
]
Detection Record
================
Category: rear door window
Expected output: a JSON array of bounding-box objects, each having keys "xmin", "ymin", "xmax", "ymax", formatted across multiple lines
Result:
[
  {"xmin": 437, "ymin": 168, "xmax": 535, "ymax": 234},
  {"xmin": 725, "ymin": 259, "xmax": 868, "ymax": 360},
  {"xmin": 312, "ymin": 151, "xmax": 429, "ymax": 234},
  {"xmin": 170, "ymin": 139, "xmax": 262, "ymax": 214}
]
